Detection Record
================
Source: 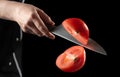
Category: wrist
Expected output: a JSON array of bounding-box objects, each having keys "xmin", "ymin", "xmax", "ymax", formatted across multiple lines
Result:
[{"xmin": 0, "ymin": 1, "xmax": 22, "ymax": 22}]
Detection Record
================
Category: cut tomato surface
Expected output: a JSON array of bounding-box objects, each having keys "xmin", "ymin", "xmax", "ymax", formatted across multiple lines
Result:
[
  {"xmin": 62, "ymin": 18, "xmax": 89, "ymax": 45},
  {"xmin": 56, "ymin": 46, "xmax": 86, "ymax": 72}
]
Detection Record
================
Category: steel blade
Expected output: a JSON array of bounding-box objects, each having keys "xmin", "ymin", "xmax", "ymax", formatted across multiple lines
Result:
[{"xmin": 51, "ymin": 25, "xmax": 107, "ymax": 55}]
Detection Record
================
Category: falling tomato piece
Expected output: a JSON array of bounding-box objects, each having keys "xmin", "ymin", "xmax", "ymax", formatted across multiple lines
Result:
[
  {"xmin": 56, "ymin": 46, "xmax": 86, "ymax": 72},
  {"xmin": 62, "ymin": 18, "xmax": 89, "ymax": 45}
]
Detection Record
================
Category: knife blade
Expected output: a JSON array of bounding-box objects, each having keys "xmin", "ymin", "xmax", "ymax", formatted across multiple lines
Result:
[{"xmin": 49, "ymin": 24, "xmax": 107, "ymax": 55}]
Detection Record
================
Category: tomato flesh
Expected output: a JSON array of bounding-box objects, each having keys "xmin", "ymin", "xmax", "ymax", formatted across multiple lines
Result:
[
  {"xmin": 56, "ymin": 46, "xmax": 86, "ymax": 72},
  {"xmin": 62, "ymin": 18, "xmax": 89, "ymax": 45}
]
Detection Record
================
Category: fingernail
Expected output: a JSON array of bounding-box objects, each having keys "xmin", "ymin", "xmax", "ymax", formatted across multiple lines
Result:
[
  {"xmin": 50, "ymin": 20, "xmax": 55, "ymax": 26},
  {"xmin": 49, "ymin": 32, "xmax": 55, "ymax": 39},
  {"xmin": 51, "ymin": 21, "xmax": 55, "ymax": 26},
  {"xmin": 48, "ymin": 17, "xmax": 55, "ymax": 25}
]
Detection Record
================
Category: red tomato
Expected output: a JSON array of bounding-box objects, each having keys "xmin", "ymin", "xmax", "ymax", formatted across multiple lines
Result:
[
  {"xmin": 62, "ymin": 18, "xmax": 89, "ymax": 45},
  {"xmin": 56, "ymin": 46, "xmax": 86, "ymax": 72}
]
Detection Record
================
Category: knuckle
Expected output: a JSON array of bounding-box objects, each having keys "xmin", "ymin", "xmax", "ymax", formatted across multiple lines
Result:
[
  {"xmin": 29, "ymin": 9, "xmax": 37, "ymax": 20},
  {"xmin": 30, "ymin": 12, "xmax": 36, "ymax": 19}
]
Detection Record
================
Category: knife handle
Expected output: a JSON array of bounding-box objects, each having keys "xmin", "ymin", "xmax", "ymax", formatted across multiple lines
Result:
[{"xmin": 47, "ymin": 25, "xmax": 56, "ymax": 31}]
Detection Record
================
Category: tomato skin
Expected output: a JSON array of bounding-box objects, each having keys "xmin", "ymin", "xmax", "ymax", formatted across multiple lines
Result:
[
  {"xmin": 62, "ymin": 18, "xmax": 89, "ymax": 45},
  {"xmin": 56, "ymin": 46, "xmax": 86, "ymax": 72}
]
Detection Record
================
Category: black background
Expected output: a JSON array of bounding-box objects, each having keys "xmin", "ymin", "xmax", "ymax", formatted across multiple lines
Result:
[{"xmin": 22, "ymin": 0, "xmax": 118, "ymax": 77}]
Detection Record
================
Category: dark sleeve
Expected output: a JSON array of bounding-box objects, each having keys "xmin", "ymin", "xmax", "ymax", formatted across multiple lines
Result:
[{"xmin": 14, "ymin": 0, "xmax": 25, "ymax": 3}]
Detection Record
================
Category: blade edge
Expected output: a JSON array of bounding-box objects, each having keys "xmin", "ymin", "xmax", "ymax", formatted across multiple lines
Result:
[{"xmin": 51, "ymin": 25, "xmax": 107, "ymax": 55}]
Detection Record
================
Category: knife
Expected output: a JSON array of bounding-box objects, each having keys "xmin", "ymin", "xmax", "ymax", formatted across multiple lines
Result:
[{"xmin": 49, "ymin": 24, "xmax": 107, "ymax": 55}]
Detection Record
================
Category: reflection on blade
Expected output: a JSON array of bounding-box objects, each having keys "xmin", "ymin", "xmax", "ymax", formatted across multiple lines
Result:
[
  {"xmin": 84, "ymin": 38, "xmax": 107, "ymax": 55},
  {"xmin": 51, "ymin": 25, "xmax": 107, "ymax": 55}
]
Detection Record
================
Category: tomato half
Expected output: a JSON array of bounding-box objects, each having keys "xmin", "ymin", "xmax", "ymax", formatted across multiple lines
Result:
[
  {"xmin": 56, "ymin": 46, "xmax": 86, "ymax": 72},
  {"xmin": 62, "ymin": 18, "xmax": 89, "ymax": 45}
]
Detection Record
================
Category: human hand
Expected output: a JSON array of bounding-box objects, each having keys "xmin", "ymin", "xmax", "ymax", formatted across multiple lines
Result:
[{"xmin": 14, "ymin": 3, "xmax": 55, "ymax": 39}]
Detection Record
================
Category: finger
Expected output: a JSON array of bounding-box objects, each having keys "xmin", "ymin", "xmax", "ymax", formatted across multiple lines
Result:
[
  {"xmin": 33, "ymin": 18, "xmax": 55, "ymax": 39},
  {"xmin": 32, "ymin": 13, "xmax": 55, "ymax": 39},
  {"xmin": 36, "ymin": 8, "xmax": 55, "ymax": 26},
  {"xmin": 27, "ymin": 21, "xmax": 44, "ymax": 37}
]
